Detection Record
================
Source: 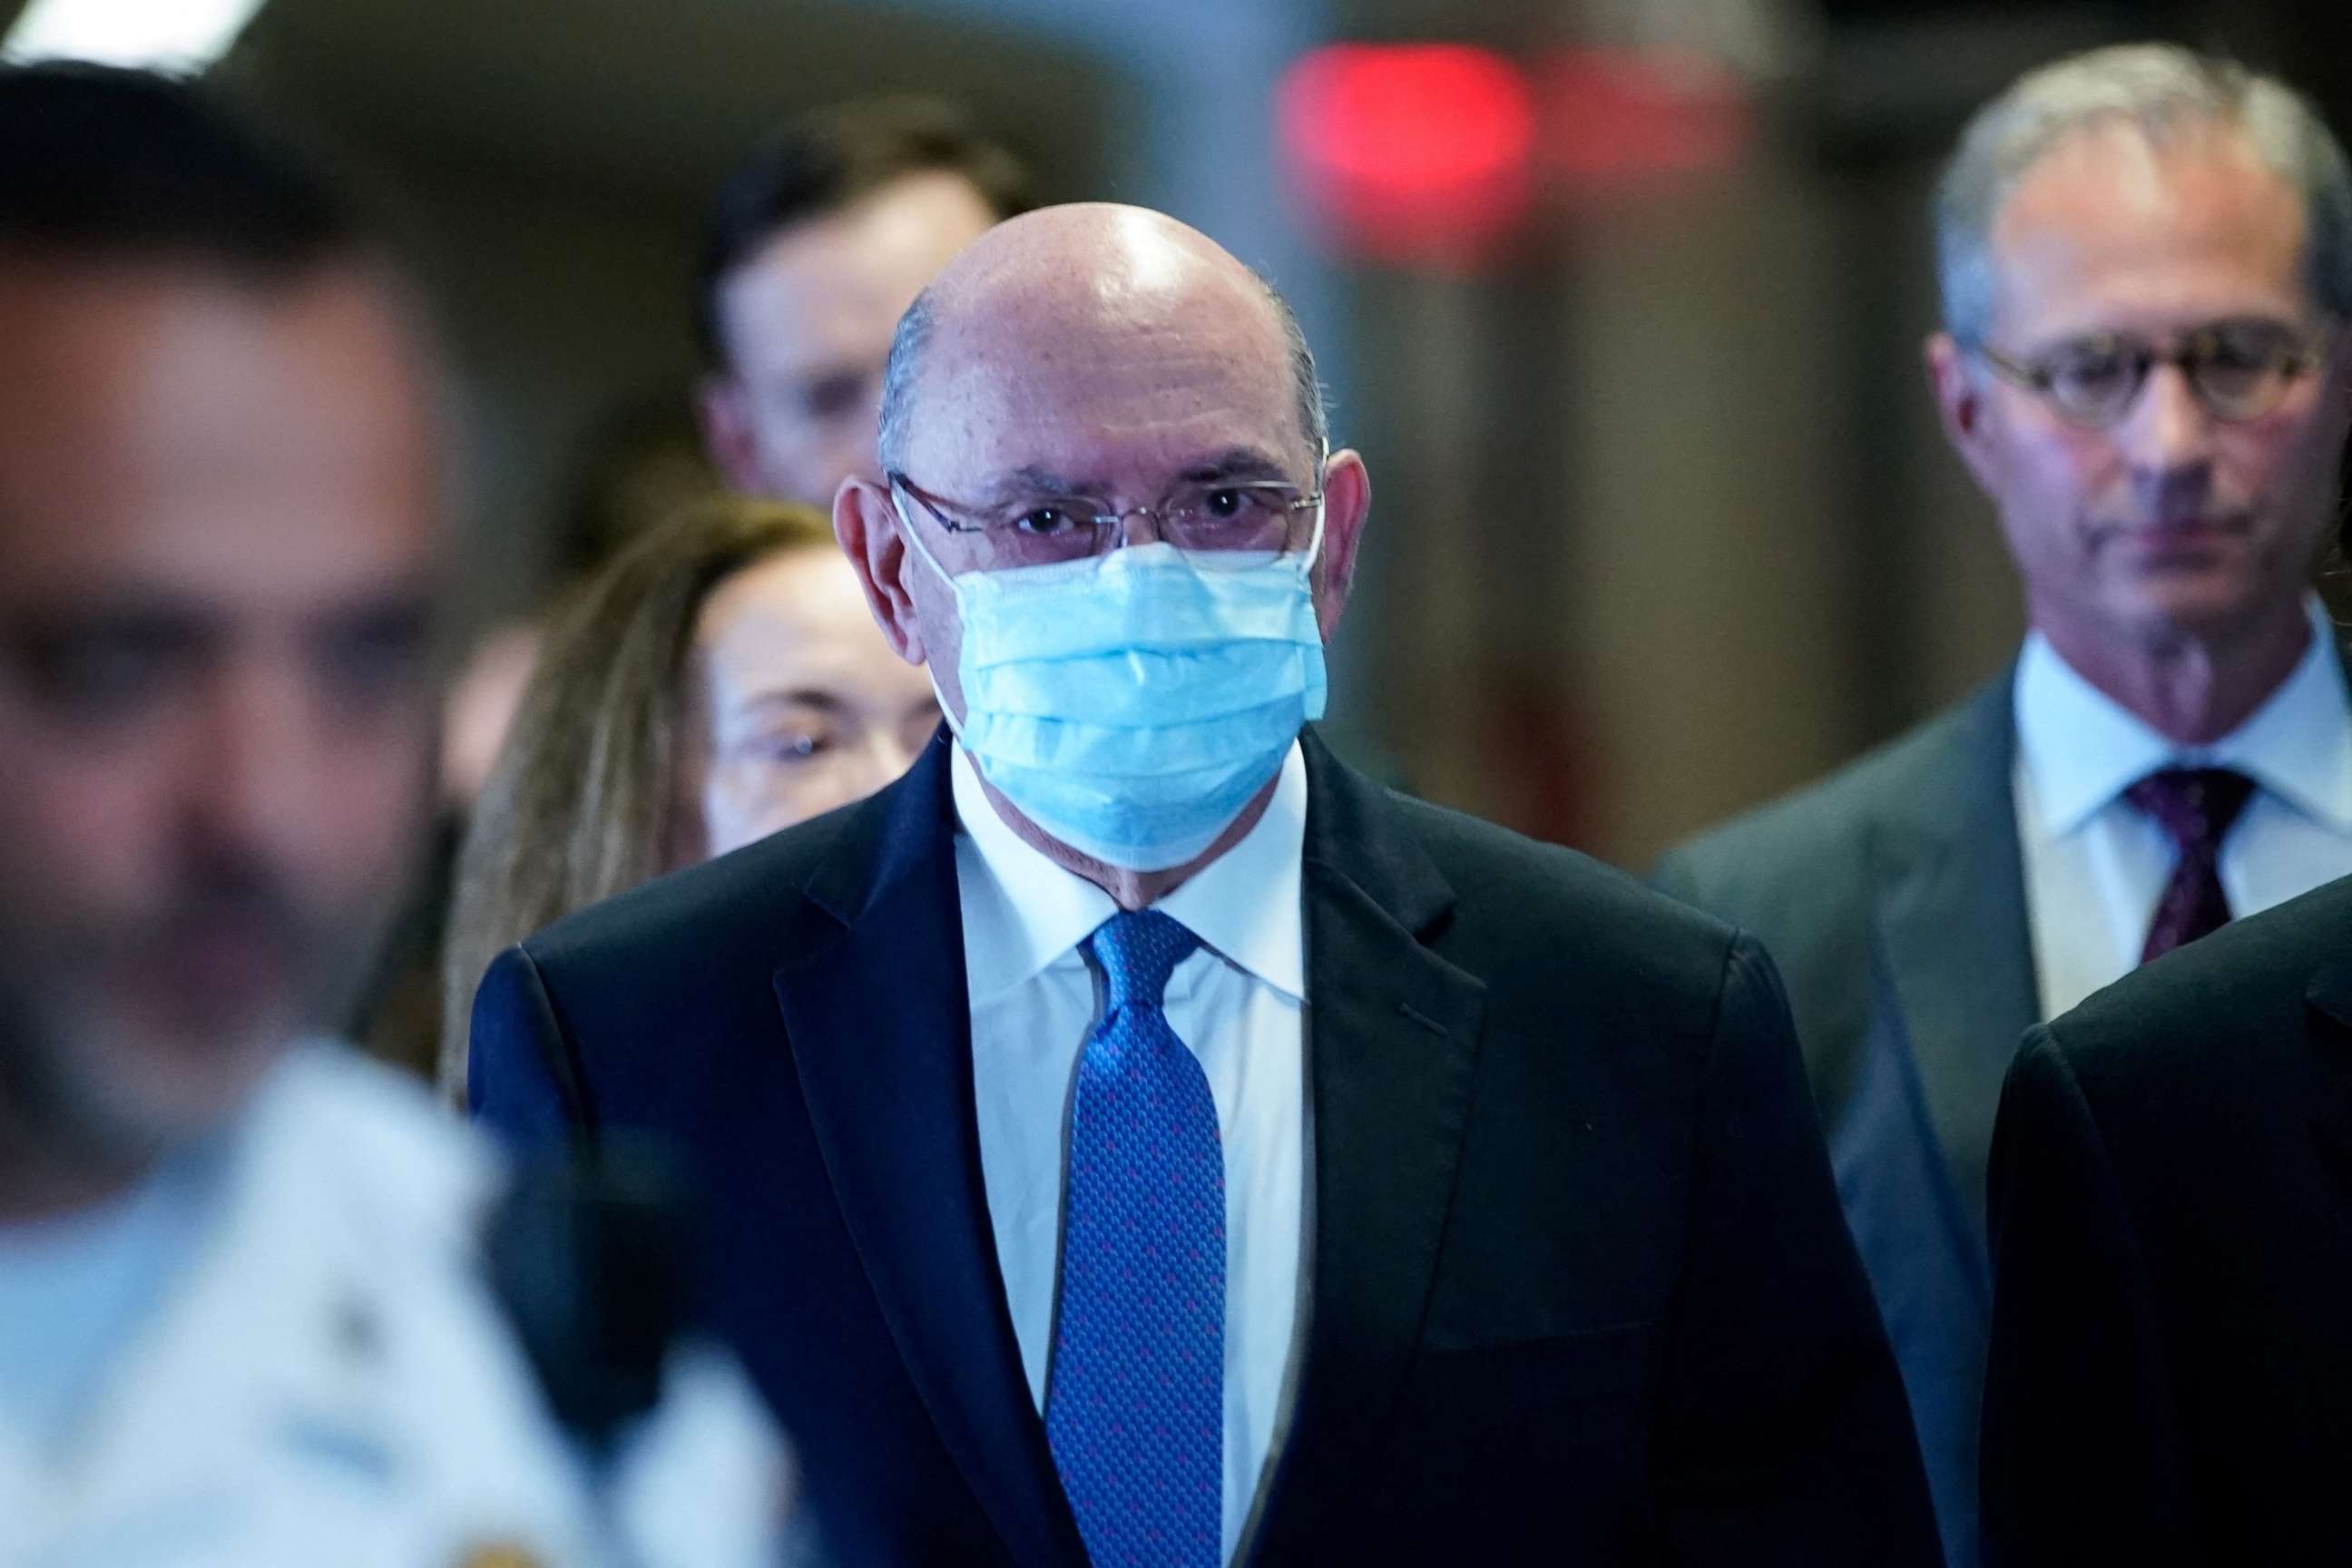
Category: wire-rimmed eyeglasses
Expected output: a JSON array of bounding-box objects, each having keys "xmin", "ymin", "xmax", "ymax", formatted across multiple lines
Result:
[
  {"xmin": 887, "ymin": 470, "xmax": 1323, "ymax": 571},
  {"xmin": 1975, "ymin": 318, "xmax": 2328, "ymax": 427}
]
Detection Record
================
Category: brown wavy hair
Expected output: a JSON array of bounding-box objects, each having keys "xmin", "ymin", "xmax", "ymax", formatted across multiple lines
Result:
[{"xmin": 439, "ymin": 493, "xmax": 838, "ymax": 1096}]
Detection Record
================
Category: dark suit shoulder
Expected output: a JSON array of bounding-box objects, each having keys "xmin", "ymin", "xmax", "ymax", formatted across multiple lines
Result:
[
  {"xmin": 1658, "ymin": 680, "xmax": 2006, "ymax": 899},
  {"xmin": 1378, "ymin": 785, "xmax": 1752, "ymax": 1020},
  {"xmin": 524, "ymin": 798, "xmax": 855, "ymax": 977},
  {"xmin": 2043, "ymin": 872, "xmax": 2352, "ymax": 1091}
]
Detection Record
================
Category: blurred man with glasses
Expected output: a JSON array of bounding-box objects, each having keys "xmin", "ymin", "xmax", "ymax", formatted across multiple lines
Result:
[
  {"xmin": 1654, "ymin": 44, "xmax": 2352, "ymax": 1568},
  {"xmin": 470, "ymin": 201, "xmax": 1939, "ymax": 1565}
]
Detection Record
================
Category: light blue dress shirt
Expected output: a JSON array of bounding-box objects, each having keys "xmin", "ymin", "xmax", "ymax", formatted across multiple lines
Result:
[{"xmin": 2013, "ymin": 601, "xmax": 2352, "ymax": 1017}]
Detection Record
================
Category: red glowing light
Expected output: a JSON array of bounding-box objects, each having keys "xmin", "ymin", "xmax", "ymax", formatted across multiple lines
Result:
[
  {"xmin": 1278, "ymin": 44, "xmax": 1538, "ymax": 269},
  {"xmin": 1279, "ymin": 43, "xmax": 1754, "ymax": 268}
]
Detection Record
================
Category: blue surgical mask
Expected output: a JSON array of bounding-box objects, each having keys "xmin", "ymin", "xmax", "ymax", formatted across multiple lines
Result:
[{"xmin": 897, "ymin": 500, "xmax": 1328, "ymax": 870}]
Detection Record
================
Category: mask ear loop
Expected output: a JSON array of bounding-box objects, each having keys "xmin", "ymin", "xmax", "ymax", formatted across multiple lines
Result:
[
  {"xmin": 1299, "ymin": 497, "xmax": 1327, "ymax": 578},
  {"xmin": 887, "ymin": 488, "xmax": 970, "ymax": 740},
  {"xmin": 890, "ymin": 488, "xmax": 957, "ymax": 593}
]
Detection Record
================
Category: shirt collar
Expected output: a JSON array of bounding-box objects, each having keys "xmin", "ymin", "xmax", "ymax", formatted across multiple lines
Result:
[
  {"xmin": 950, "ymin": 741, "xmax": 1308, "ymax": 1005},
  {"xmin": 2013, "ymin": 599, "xmax": 2352, "ymax": 838}
]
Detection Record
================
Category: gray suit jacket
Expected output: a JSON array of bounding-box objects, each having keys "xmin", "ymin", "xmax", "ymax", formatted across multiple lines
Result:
[{"xmin": 1654, "ymin": 671, "xmax": 2037, "ymax": 1568}]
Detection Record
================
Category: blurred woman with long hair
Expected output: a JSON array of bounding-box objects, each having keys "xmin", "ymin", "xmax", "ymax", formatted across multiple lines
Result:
[{"xmin": 440, "ymin": 494, "xmax": 937, "ymax": 1094}]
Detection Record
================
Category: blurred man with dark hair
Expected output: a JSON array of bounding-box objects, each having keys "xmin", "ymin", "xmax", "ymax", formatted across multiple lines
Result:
[
  {"xmin": 694, "ymin": 98, "xmax": 1034, "ymax": 507},
  {"xmin": 1655, "ymin": 45, "xmax": 2352, "ymax": 1568},
  {"xmin": 0, "ymin": 63, "xmax": 779, "ymax": 1564}
]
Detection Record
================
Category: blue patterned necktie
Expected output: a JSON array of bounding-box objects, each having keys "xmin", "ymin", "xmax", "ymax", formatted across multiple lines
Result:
[{"xmin": 1047, "ymin": 907, "xmax": 1224, "ymax": 1568}]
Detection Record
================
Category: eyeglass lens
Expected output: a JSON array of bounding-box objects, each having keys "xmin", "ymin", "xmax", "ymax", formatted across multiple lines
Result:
[
  {"xmin": 975, "ymin": 483, "xmax": 1316, "ymax": 567},
  {"xmin": 2033, "ymin": 323, "xmax": 2314, "ymax": 422}
]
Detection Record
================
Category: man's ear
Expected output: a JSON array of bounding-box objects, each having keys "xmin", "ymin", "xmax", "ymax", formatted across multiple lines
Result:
[
  {"xmin": 1926, "ymin": 331, "xmax": 2004, "ymax": 496},
  {"xmin": 1309, "ymin": 449, "xmax": 1371, "ymax": 643},
  {"xmin": 835, "ymin": 476, "xmax": 928, "ymax": 666},
  {"xmin": 695, "ymin": 373, "xmax": 765, "ymax": 494}
]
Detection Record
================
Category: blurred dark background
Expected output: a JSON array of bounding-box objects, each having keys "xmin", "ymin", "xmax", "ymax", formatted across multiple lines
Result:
[{"xmin": 20, "ymin": 0, "xmax": 2349, "ymax": 867}]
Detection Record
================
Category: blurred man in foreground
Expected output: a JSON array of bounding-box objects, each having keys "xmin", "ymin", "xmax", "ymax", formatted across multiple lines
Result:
[
  {"xmin": 1654, "ymin": 46, "xmax": 2352, "ymax": 1566},
  {"xmin": 693, "ymin": 98, "xmax": 1033, "ymax": 508},
  {"xmin": 474, "ymin": 201, "xmax": 1938, "ymax": 1565},
  {"xmin": 0, "ymin": 63, "xmax": 779, "ymax": 1566}
]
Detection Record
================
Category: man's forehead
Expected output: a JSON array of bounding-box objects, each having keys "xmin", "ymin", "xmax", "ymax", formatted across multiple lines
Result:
[
  {"xmin": 905, "ymin": 344, "xmax": 1298, "ymax": 487},
  {"xmin": 1990, "ymin": 124, "xmax": 2311, "ymax": 305},
  {"xmin": 721, "ymin": 173, "xmax": 997, "ymax": 361},
  {"xmin": 0, "ymin": 257, "xmax": 432, "ymax": 418},
  {"xmin": 0, "ymin": 259, "xmax": 440, "ymax": 592},
  {"xmin": 748, "ymin": 171, "xmax": 998, "ymax": 278},
  {"xmin": 913, "ymin": 288, "xmax": 1294, "ymax": 465}
]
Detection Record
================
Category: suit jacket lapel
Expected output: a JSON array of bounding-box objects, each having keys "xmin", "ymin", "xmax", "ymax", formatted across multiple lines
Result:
[
  {"xmin": 1250, "ymin": 733, "xmax": 1486, "ymax": 1561},
  {"xmin": 774, "ymin": 738, "xmax": 1084, "ymax": 1568},
  {"xmin": 1866, "ymin": 672, "xmax": 2040, "ymax": 1243}
]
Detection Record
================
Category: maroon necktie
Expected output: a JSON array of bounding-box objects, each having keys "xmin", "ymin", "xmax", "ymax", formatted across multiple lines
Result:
[{"xmin": 2125, "ymin": 767, "xmax": 2257, "ymax": 962}]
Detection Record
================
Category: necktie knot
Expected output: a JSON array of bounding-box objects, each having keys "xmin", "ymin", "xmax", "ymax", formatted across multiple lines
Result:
[
  {"xmin": 2124, "ymin": 767, "xmax": 2256, "ymax": 858},
  {"xmin": 1088, "ymin": 907, "xmax": 1200, "ymax": 1011}
]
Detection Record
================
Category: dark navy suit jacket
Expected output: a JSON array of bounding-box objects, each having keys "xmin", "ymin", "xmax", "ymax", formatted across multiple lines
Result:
[
  {"xmin": 1984, "ymin": 873, "xmax": 2352, "ymax": 1567},
  {"xmin": 472, "ymin": 730, "xmax": 1938, "ymax": 1565}
]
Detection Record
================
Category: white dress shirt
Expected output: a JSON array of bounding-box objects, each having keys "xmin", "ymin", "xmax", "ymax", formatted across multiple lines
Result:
[
  {"xmin": 0, "ymin": 1138, "xmax": 220, "ymax": 1456},
  {"xmin": 2013, "ymin": 602, "xmax": 2352, "ymax": 1019},
  {"xmin": 951, "ymin": 741, "xmax": 1309, "ymax": 1568}
]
